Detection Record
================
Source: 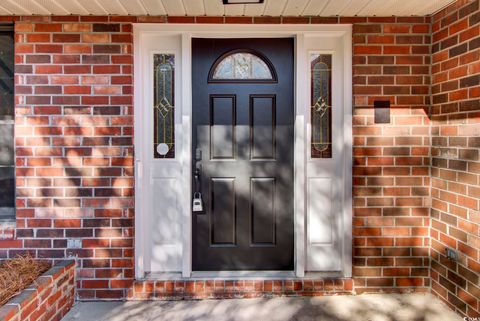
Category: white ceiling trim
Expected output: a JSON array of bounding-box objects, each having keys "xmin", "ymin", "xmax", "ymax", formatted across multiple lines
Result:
[{"xmin": 0, "ymin": 0, "xmax": 457, "ymax": 16}]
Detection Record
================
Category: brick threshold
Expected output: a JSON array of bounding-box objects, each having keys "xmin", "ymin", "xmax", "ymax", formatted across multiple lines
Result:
[
  {"xmin": 145, "ymin": 271, "xmax": 345, "ymax": 280},
  {"xmin": 127, "ymin": 278, "xmax": 354, "ymax": 300}
]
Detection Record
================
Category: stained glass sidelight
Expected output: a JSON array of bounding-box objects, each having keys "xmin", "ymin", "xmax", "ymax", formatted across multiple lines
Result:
[
  {"xmin": 211, "ymin": 51, "xmax": 274, "ymax": 81},
  {"xmin": 310, "ymin": 54, "xmax": 332, "ymax": 158},
  {"xmin": 153, "ymin": 54, "xmax": 175, "ymax": 158}
]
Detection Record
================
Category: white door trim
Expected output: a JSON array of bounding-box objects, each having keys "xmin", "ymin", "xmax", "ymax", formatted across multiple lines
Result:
[
  {"xmin": 294, "ymin": 33, "xmax": 306, "ymax": 278},
  {"xmin": 133, "ymin": 24, "xmax": 352, "ymax": 279}
]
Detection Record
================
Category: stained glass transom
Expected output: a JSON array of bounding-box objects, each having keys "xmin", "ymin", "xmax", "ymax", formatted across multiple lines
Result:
[
  {"xmin": 154, "ymin": 54, "xmax": 175, "ymax": 158},
  {"xmin": 211, "ymin": 52, "xmax": 274, "ymax": 81},
  {"xmin": 311, "ymin": 54, "xmax": 332, "ymax": 158}
]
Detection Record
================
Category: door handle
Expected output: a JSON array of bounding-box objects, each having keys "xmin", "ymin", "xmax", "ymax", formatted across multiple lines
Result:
[
  {"xmin": 193, "ymin": 147, "xmax": 204, "ymax": 213},
  {"xmin": 194, "ymin": 147, "xmax": 202, "ymax": 189},
  {"xmin": 194, "ymin": 165, "xmax": 201, "ymax": 186},
  {"xmin": 193, "ymin": 162, "xmax": 204, "ymax": 213}
]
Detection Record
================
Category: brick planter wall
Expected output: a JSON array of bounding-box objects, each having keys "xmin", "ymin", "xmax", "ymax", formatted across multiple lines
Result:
[
  {"xmin": 0, "ymin": 260, "xmax": 75, "ymax": 321},
  {"xmin": 430, "ymin": 0, "xmax": 480, "ymax": 317}
]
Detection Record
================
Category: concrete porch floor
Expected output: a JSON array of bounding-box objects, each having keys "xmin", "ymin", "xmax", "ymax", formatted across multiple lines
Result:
[{"xmin": 62, "ymin": 293, "xmax": 462, "ymax": 321}]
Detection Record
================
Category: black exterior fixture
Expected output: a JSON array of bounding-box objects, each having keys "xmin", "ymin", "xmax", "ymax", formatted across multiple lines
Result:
[
  {"xmin": 223, "ymin": 0, "xmax": 264, "ymax": 4},
  {"xmin": 374, "ymin": 100, "xmax": 391, "ymax": 124}
]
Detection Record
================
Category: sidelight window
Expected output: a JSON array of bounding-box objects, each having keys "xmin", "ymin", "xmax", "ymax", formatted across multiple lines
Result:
[
  {"xmin": 0, "ymin": 25, "xmax": 14, "ymax": 220},
  {"xmin": 310, "ymin": 54, "xmax": 332, "ymax": 158},
  {"xmin": 209, "ymin": 50, "xmax": 276, "ymax": 82},
  {"xmin": 153, "ymin": 53, "xmax": 175, "ymax": 158}
]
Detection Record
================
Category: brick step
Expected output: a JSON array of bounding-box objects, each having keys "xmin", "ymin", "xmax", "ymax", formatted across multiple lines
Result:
[{"xmin": 127, "ymin": 278, "xmax": 354, "ymax": 300}]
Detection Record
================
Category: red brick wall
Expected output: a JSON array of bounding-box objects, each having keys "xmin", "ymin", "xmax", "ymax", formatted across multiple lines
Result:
[
  {"xmin": 0, "ymin": 260, "xmax": 75, "ymax": 321},
  {"xmin": 351, "ymin": 16, "xmax": 432, "ymax": 294},
  {"xmin": 12, "ymin": 16, "xmax": 135, "ymax": 300},
  {"xmin": 0, "ymin": 11, "xmax": 465, "ymax": 302},
  {"xmin": 430, "ymin": 0, "xmax": 480, "ymax": 317}
]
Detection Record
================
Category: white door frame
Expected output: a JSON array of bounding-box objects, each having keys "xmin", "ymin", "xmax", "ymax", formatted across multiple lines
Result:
[{"xmin": 134, "ymin": 24, "xmax": 352, "ymax": 279}]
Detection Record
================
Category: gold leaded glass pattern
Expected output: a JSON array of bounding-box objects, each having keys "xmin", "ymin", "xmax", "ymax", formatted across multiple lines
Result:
[
  {"xmin": 311, "ymin": 54, "xmax": 332, "ymax": 158},
  {"xmin": 211, "ymin": 52, "xmax": 274, "ymax": 81},
  {"xmin": 154, "ymin": 54, "xmax": 175, "ymax": 158}
]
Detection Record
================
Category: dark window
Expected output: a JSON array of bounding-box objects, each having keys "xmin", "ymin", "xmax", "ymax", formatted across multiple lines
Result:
[{"xmin": 0, "ymin": 25, "xmax": 14, "ymax": 221}]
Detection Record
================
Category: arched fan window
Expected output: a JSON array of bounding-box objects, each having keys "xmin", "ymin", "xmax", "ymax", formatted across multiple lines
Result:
[{"xmin": 208, "ymin": 49, "xmax": 277, "ymax": 83}]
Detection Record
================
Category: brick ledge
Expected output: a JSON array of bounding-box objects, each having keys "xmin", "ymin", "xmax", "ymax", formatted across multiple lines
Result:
[{"xmin": 0, "ymin": 260, "xmax": 76, "ymax": 321}]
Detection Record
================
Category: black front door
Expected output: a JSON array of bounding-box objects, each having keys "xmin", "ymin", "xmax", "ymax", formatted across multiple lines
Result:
[{"xmin": 192, "ymin": 38, "xmax": 294, "ymax": 270}]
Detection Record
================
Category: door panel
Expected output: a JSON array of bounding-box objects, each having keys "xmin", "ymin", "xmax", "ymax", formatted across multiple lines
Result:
[
  {"xmin": 192, "ymin": 38, "xmax": 294, "ymax": 270},
  {"xmin": 250, "ymin": 177, "xmax": 276, "ymax": 245},
  {"xmin": 308, "ymin": 177, "xmax": 332, "ymax": 244},
  {"xmin": 210, "ymin": 95, "xmax": 236, "ymax": 159},
  {"xmin": 250, "ymin": 95, "xmax": 276, "ymax": 160},
  {"xmin": 210, "ymin": 178, "xmax": 236, "ymax": 245},
  {"xmin": 305, "ymin": 35, "xmax": 345, "ymax": 272}
]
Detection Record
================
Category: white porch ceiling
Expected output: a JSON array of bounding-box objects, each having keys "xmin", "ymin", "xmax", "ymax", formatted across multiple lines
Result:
[{"xmin": 0, "ymin": 0, "xmax": 456, "ymax": 17}]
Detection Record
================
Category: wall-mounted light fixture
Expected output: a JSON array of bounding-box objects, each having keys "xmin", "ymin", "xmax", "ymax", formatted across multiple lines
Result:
[{"xmin": 223, "ymin": 0, "xmax": 264, "ymax": 4}]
